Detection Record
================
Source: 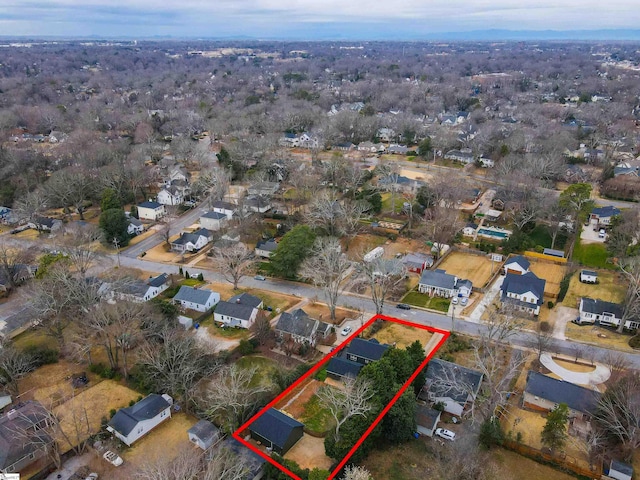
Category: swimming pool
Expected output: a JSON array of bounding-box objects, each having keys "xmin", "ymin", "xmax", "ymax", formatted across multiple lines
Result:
[{"xmin": 477, "ymin": 228, "xmax": 510, "ymax": 239}]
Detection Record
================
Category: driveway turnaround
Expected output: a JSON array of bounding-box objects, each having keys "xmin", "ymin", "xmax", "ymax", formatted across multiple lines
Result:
[{"xmin": 540, "ymin": 352, "xmax": 610, "ymax": 385}]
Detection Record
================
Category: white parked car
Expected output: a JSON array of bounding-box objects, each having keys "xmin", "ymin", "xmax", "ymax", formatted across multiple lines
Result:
[
  {"xmin": 103, "ymin": 450, "xmax": 123, "ymax": 467},
  {"xmin": 85, "ymin": 474, "xmax": 99, "ymax": 480},
  {"xmin": 435, "ymin": 428, "xmax": 456, "ymax": 441},
  {"xmin": 341, "ymin": 326, "xmax": 353, "ymax": 336},
  {"xmin": 460, "ymin": 297, "xmax": 468, "ymax": 306},
  {"xmin": 451, "ymin": 297, "xmax": 458, "ymax": 305}
]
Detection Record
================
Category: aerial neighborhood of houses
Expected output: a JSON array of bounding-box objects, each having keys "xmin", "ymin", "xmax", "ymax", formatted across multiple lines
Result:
[{"xmin": 3, "ymin": 40, "xmax": 640, "ymax": 480}]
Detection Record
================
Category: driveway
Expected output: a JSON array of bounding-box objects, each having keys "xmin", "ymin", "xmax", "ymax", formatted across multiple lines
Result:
[
  {"xmin": 468, "ymin": 276, "xmax": 504, "ymax": 323},
  {"xmin": 552, "ymin": 306, "xmax": 578, "ymax": 340},
  {"xmin": 540, "ymin": 352, "xmax": 610, "ymax": 385},
  {"xmin": 580, "ymin": 223, "xmax": 606, "ymax": 244}
]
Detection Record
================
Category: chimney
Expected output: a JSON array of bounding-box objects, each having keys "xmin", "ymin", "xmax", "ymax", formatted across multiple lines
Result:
[
  {"xmin": 236, "ymin": 298, "xmax": 241, "ymax": 304},
  {"xmin": 6, "ymin": 409, "xmax": 17, "ymax": 420}
]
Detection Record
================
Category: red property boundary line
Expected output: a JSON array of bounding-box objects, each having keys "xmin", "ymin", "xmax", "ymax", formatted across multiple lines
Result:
[{"xmin": 232, "ymin": 314, "xmax": 450, "ymax": 480}]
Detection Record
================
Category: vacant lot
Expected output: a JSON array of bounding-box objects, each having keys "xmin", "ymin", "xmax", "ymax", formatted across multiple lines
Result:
[
  {"xmin": 53, "ymin": 380, "xmax": 141, "ymax": 453},
  {"xmin": 562, "ymin": 270, "xmax": 627, "ymax": 307},
  {"xmin": 439, "ymin": 251, "xmax": 497, "ymax": 287},
  {"xmin": 528, "ymin": 260, "xmax": 568, "ymax": 297},
  {"xmin": 142, "ymin": 240, "xmax": 182, "ymax": 262},
  {"xmin": 18, "ymin": 361, "xmax": 100, "ymax": 405},
  {"xmin": 235, "ymin": 355, "xmax": 279, "ymax": 389},
  {"xmin": 302, "ymin": 302, "xmax": 359, "ymax": 325},
  {"xmin": 573, "ymin": 239, "xmax": 614, "ymax": 269},
  {"xmin": 367, "ymin": 321, "xmax": 433, "ymax": 350}
]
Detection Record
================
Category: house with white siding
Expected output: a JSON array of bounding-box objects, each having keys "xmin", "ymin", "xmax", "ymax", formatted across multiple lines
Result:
[{"xmin": 107, "ymin": 394, "xmax": 173, "ymax": 446}]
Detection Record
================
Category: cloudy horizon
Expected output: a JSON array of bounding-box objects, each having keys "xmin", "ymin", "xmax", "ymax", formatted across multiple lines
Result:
[{"xmin": 1, "ymin": 0, "xmax": 639, "ymax": 39}]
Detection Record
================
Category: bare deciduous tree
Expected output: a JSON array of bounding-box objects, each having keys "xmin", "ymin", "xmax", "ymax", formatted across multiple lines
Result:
[
  {"xmin": 300, "ymin": 237, "xmax": 351, "ymax": 322},
  {"xmin": 357, "ymin": 257, "xmax": 407, "ymax": 314},
  {"xmin": 58, "ymin": 223, "xmax": 103, "ymax": 279},
  {"xmin": 250, "ymin": 314, "xmax": 273, "ymax": 346},
  {"xmin": 342, "ymin": 465, "xmax": 372, "ymax": 480},
  {"xmin": 0, "ymin": 241, "xmax": 37, "ymax": 290},
  {"xmin": 209, "ymin": 243, "xmax": 255, "ymax": 289},
  {"xmin": 0, "ymin": 338, "xmax": 34, "ymax": 396},
  {"xmin": 317, "ymin": 376, "xmax": 375, "ymax": 441},
  {"xmin": 618, "ymin": 257, "xmax": 640, "ymax": 334}
]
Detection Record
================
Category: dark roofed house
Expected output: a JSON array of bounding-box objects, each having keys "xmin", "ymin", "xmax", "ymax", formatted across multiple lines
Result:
[
  {"xmin": 590, "ymin": 205, "xmax": 621, "ymax": 226},
  {"xmin": 577, "ymin": 297, "xmax": 635, "ymax": 329},
  {"xmin": 0, "ymin": 401, "xmax": 53, "ymax": 474},
  {"xmin": 173, "ymin": 286, "xmax": 220, "ymax": 312},
  {"xmin": 218, "ymin": 437, "xmax": 266, "ymax": 480},
  {"xmin": 211, "ymin": 200, "xmax": 237, "ymax": 220},
  {"xmin": 120, "ymin": 273, "xmax": 170, "ymax": 302},
  {"xmin": 107, "ymin": 394, "xmax": 173, "ymax": 446},
  {"xmin": 255, "ymin": 238, "xmax": 278, "ymax": 258},
  {"xmin": 580, "ymin": 270, "xmax": 598, "ymax": 284},
  {"xmin": 187, "ymin": 419, "xmax": 220, "ymax": 451},
  {"xmin": 200, "ymin": 211, "xmax": 228, "ymax": 231},
  {"xmin": 500, "ymin": 271, "xmax": 546, "ymax": 316},
  {"xmin": 249, "ymin": 408, "xmax": 303, "ymax": 455},
  {"xmin": 415, "ymin": 405, "xmax": 441, "ymax": 437},
  {"xmin": 503, "ymin": 255, "xmax": 530, "ymax": 275},
  {"xmin": 418, "ymin": 269, "xmax": 457, "ymax": 298},
  {"xmin": 275, "ymin": 309, "xmax": 331, "ymax": 346},
  {"xmin": 170, "ymin": 228, "xmax": 212, "ymax": 253},
  {"xmin": 326, "ymin": 356, "xmax": 364, "ymax": 380},
  {"xmin": 214, "ymin": 293, "xmax": 264, "ymax": 329},
  {"xmin": 420, "ymin": 358, "xmax": 483, "ymax": 416},
  {"xmin": 402, "ymin": 252, "xmax": 434, "ymax": 273},
  {"xmin": 137, "ymin": 201, "xmax": 166, "ymax": 221},
  {"xmin": 523, "ymin": 371, "xmax": 600, "ymax": 437},
  {"xmin": 345, "ymin": 337, "xmax": 390, "ymax": 365},
  {"xmin": 607, "ymin": 460, "xmax": 633, "ymax": 480}
]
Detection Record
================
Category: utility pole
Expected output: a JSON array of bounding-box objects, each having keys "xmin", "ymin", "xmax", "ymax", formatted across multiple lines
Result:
[{"xmin": 112, "ymin": 237, "xmax": 121, "ymax": 267}]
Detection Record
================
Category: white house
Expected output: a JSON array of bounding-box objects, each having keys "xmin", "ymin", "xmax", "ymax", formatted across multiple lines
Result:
[
  {"xmin": 214, "ymin": 293, "xmax": 264, "ymax": 329},
  {"xmin": 608, "ymin": 460, "xmax": 633, "ymax": 480},
  {"xmin": 107, "ymin": 394, "xmax": 173, "ymax": 446},
  {"xmin": 576, "ymin": 297, "xmax": 637, "ymax": 329},
  {"xmin": 244, "ymin": 195, "xmax": 272, "ymax": 214},
  {"xmin": 200, "ymin": 211, "xmax": 227, "ymax": 231},
  {"xmin": 503, "ymin": 255, "xmax": 530, "ymax": 275},
  {"xmin": 418, "ymin": 269, "xmax": 457, "ymax": 297},
  {"xmin": 187, "ymin": 420, "xmax": 221, "ymax": 451},
  {"xmin": 211, "ymin": 200, "xmax": 237, "ymax": 220},
  {"xmin": 590, "ymin": 205, "xmax": 621, "ymax": 227},
  {"xmin": 173, "ymin": 286, "xmax": 220, "ymax": 312},
  {"xmin": 478, "ymin": 157, "xmax": 494, "ymax": 168},
  {"xmin": 28, "ymin": 216, "xmax": 63, "ymax": 232},
  {"xmin": 127, "ymin": 218, "xmax": 144, "ymax": 236},
  {"xmin": 255, "ymin": 238, "xmax": 278, "ymax": 258},
  {"xmin": 500, "ymin": 272, "xmax": 546, "ymax": 315},
  {"xmin": 171, "ymin": 228, "xmax": 212, "ymax": 253},
  {"xmin": 137, "ymin": 201, "xmax": 166, "ymax": 221},
  {"xmin": 419, "ymin": 359, "xmax": 483, "ymax": 417},
  {"xmin": 120, "ymin": 273, "xmax": 170, "ymax": 302},
  {"xmin": 157, "ymin": 187, "xmax": 184, "ymax": 206},
  {"xmin": 580, "ymin": 270, "xmax": 598, "ymax": 284}
]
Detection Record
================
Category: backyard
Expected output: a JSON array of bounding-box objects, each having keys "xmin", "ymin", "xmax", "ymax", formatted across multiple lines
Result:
[
  {"xmin": 572, "ymin": 238, "xmax": 614, "ymax": 269},
  {"xmin": 235, "ymin": 355, "xmax": 279, "ymax": 389},
  {"xmin": 562, "ymin": 270, "xmax": 627, "ymax": 307},
  {"xmin": 438, "ymin": 251, "xmax": 498, "ymax": 287},
  {"xmin": 366, "ymin": 321, "xmax": 434, "ymax": 349},
  {"xmin": 401, "ymin": 289, "xmax": 450, "ymax": 312},
  {"xmin": 527, "ymin": 259, "xmax": 568, "ymax": 297}
]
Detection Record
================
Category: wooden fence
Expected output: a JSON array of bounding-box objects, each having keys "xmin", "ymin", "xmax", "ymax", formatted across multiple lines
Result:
[{"xmin": 524, "ymin": 251, "xmax": 569, "ymax": 263}]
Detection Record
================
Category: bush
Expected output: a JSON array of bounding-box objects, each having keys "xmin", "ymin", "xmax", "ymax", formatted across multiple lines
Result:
[
  {"xmin": 547, "ymin": 301, "xmax": 554, "ymax": 309},
  {"xmin": 479, "ymin": 417, "xmax": 504, "ymax": 449},
  {"xmin": 24, "ymin": 345, "xmax": 59, "ymax": 367},
  {"xmin": 238, "ymin": 339, "xmax": 255, "ymax": 356},
  {"xmin": 315, "ymin": 367, "xmax": 328, "ymax": 382},
  {"xmin": 557, "ymin": 272, "xmax": 572, "ymax": 302},
  {"xmin": 433, "ymin": 401, "xmax": 446, "ymax": 412},
  {"xmin": 197, "ymin": 273, "xmax": 204, "ymax": 281},
  {"xmin": 539, "ymin": 321, "xmax": 551, "ymax": 332},
  {"xmin": 629, "ymin": 335, "xmax": 640, "ymax": 349},
  {"xmin": 109, "ymin": 408, "xmax": 117, "ymax": 418},
  {"xmin": 129, "ymin": 400, "xmax": 136, "ymax": 407},
  {"xmin": 89, "ymin": 362, "xmax": 117, "ymax": 379},
  {"xmin": 369, "ymin": 319, "xmax": 384, "ymax": 334}
]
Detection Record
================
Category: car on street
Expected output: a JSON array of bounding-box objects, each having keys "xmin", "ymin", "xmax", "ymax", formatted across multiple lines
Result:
[
  {"xmin": 254, "ymin": 275, "xmax": 266, "ymax": 281},
  {"xmin": 396, "ymin": 303, "xmax": 411, "ymax": 310},
  {"xmin": 341, "ymin": 326, "xmax": 353, "ymax": 336},
  {"xmin": 103, "ymin": 451, "xmax": 123, "ymax": 467},
  {"xmin": 435, "ymin": 428, "xmax": 456, "ymax": 441}
]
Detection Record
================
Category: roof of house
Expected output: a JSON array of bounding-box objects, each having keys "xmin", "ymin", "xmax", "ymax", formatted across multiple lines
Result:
[
  {"xmin": 402, "ymin": 252, "xmax": 433, "ymax": 268},
  {"xmin": 211, "ymin": 200, "xmax": 237, "ymax": 211},
  {"xmin": 249, "ymin": 408, "xmax": 303, "ymax": 449},
  {"xmin": 219, "ymin": 437, "xmax": 266, "ymax": 477},
  {"xmin": 580, "ymin": 297, "xmax": 623, "ymax": 318},
  {"xmin": 275, "ymin": 309, "xmax": 317, "ymax": 339},
  {"xmin": 171, "ymin": 228, "xmax": 211, "ymax": 246},
  {"xmin": 610, "ymin": 460, "xmax": 634, "ymax": 476},
  {"xmin": 424, "ymin": 358, "xmax": 483, "ymax": 404},
  {"xmin": 215, "ymin": 301, "xmax": 256, "ymax": 322},
  {"xmin": 415, "ymin": 405, "xmax": 441, "ymax": 431},
  {"xmin": 245, "ymin": 195, "xmax": 271, "ymax": 208},
  {"xmin": 138, "ymin": 201, "xmax": 163, "ymax": 209},
  {"xmin": 228, "ymin": 292, "xmax": 263, "ymax": 309},
  {"xmin": 256, "ymin": 238, "xmax": 278, "ymax": 252},
  {"xmin": 326, "ymin": 357, "xmax": 364, "ymax": 378},
  {"xmin": 501, "ymin": 272, "xmax": 545, "ymax": 305},
  {"xmin": 505, "ymin": 255, "xmax": 530, "ymax": 270},
  {"xmin": 201, "ymin": 211, "xmax": 227, "ymax": 221},
  {"xmin": 0, "ymin": 401, "xmax": 52, "ymax": 470},
  {"xmin": 581, "ymin": 270, "xmax": 598, "ymax": 277},
  {"xmin": 108, "ymin": 394, "xmax": 171, "ymax": 436},
  {"xmin": 347, "ymin": 337, "xmax": 390, "ymax": 362},
  {"xmin": 173, "ymin": 286, "xmax": 216, "ymax": 306},
  {"xmin": 456, "ymin": 279, "xmax": 473, "ymax": 291},
  {"xmin": 148, "ymin": 273, "xmax": 169, "ymax": 288},
  {"xmin": 129, "ymin": 217, "xmax": 143, "ymax": 227},
  {"xmin": 524, "ymin": 371, "xmax": 601, "ymax": 414},
  {"xmin": 419, "ymin": 269, "xmax": 457, "ymax": 290},
  {"xmin": 187, "ymin": 419, "xmax": 219, "ymax": 444},
  {"xmin": 591, "ymin": 205, "xmax": 621, "ymax": 218}
]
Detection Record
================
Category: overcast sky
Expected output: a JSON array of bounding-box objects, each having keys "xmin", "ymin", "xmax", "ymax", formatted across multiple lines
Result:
[{"xmin": 1, "ymin": 0, "xmax": 639, "ymax": 38}]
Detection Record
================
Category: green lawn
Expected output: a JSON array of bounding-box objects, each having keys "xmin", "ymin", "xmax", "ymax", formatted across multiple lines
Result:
[
  {"xmin": 573, "ymin": 238, "xmax": 614, "ymax": 269},
  {"xmin": 527, "ymin": 225, "xmax": 567, "ymax": 250},
  {"xmin": 401, "ymin": 290, "xmax": 450, "ymax": 313},
  {"xmin": 12, "ymin": 328, "xmax": 58, "ymax": 351},
  {"xmin": 200, "ymin": 315, "xmax": 250, "ymax": 339},
  {"xmin": 181, "ymin": 278, "xmax": 205, "ymax": 287},
  {"xmin": 300, "ymin": 394, "xmax": 335, "ymax": 435},
  {"xmin": 236, "ymin": 355, "xmax": 278, "ymax": 389},
  {"xmin": 381, "ymin": 192, "xmax": 406, "ymax": 214}
]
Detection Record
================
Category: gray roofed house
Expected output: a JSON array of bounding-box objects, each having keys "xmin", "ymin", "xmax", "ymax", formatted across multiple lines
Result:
[
  {"xmin": 211, "ymin": 200, "xmax": 238, "ymax": 220},
  {"xmin": 255, "ymin": 238, "xmax": 278, "ymax": 258},
  {"xmin": 415, "ymin": 405, "xmax": 441, "ymax": 437},
  {"xmin": 275, "ymin": 309, "xmax": 331, "ymax": 345},
  {"xmin": 0, "ymin": 401, "xmax": 53, "ymax": 474},
  {"xmin": 120, "ymin": 273, "xmax": 170, "ymax": 302},
  {"xmin": 326, "ymin": 357, "xmax": 364, "ymax": 380},
  {"xmin": 107, "ymin": 393, "xmax": 173, "ymax": 446},
  {"xmin": 504, "ymin": 255, "xmax": 530, "ymax": 275},
  {"xmin": 187, "ymin": 419, "xmax": 220, "ymax": 450},
  {"xmin": 580, "ymin": 270, "xmax": 598, "ymax": 283},
  {"xmin": 249, "ymin": 408, "xmax": 304, "ymax": 455},
  {"xmin": 402, "ymin": 252, "xmax": 433, "ymax": 273},
  {"xmin": 420, "ymin": 358, "xmax": 483, "ymax": 416},
  {"xmin": 418, "ymin": 269, "xmax": 457, "ymax": 297},
  {"xmin": 577, "ymin": 297, "xmax": 631, "ymax": 329},
  {"xmin": 214, "ymin": 293, "xmax": 264, "ymax": 329},
  {"xmin": 218, "ymin": 437, "xmax": 266, "ymax": 480},
  {"xmin": 543, "ymin": 248, "xmax": 565, "ymax": 258},
  {"xmin": 173, "ymin": 286, "xmax": 220, "ymax": 312},
  {"xmin": 608, "ymin": 460, "xmax": 633, "ymax": 480},
  {"xmin": 128, "ymin": 217, "xmax": 144, "ymax": 236},
  {"xmin": 501, "ymin": 271, "xmax": 546, "ymax": 315},
  {"xmin": 247, "ymin": 182, "xmax": 280, "ymax": 196},
  {"xmin": 345, "ymin": 337, "xmax": 390, "ymax": 365},
  {"xmin": 171, "ymin": 228, "xmax": 212, "ymax": 253},
  {"xmin": 244, "ymin": 195, "xmax": 272, "ymax": 214},
  {"xmin": 200, "ymin": 211, "xmax": 228, "ymax": 231}
]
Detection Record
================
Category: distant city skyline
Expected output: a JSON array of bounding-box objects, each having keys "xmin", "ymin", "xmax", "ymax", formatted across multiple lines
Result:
[{"xmin": 1, "ymin": 0, "xmax": 640, "ymax": 40}]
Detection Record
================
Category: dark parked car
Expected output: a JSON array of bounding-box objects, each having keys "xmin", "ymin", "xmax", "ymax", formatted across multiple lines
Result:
[{"xmin": 396, "ymin": 303, "xmax": 411, "ymax": 310}]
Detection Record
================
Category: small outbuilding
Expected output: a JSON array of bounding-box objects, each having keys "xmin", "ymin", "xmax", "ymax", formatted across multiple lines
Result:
[
  {"xmin": 249, "ymin": 408, "xmax": 304, "ymax": 455},
  {"xmin": 415, "ymin": 405, "xmax": 441, "ymax": 437},
  {"xmin": 580, "ymin": 270, "xmax": 598, "ymax": 284},
  {"xmin": 607, "ymin": 459, "xmax": 633, "ymax": 480},
  {"xmin": 187, "ymin": 419, "xmax": 221, "ymax": 451}
]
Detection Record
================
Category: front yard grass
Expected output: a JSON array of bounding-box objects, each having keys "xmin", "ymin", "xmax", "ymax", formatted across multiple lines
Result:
[
  {"xmin": 564, "ymin": 321, "xmax": 636, "ymax": 352},
  {"xmin": 562, "ymin": 270, "xmax": 627, "ymax": 307},
  {"xmin": 401, "ymin": 290, "xmax": 450, "ymax": 312},
  {"xmin": 572, "ymin": 238, "xmax": 614, "ymax": 269}
]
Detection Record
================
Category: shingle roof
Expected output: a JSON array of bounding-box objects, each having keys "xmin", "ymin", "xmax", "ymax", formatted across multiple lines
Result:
[
  {"xmin": 201, "ymin": 211, "xmax": 227, "ymax": 220},
  {"xmin": 402, "ymin": 252, "xmax": 433, "ymax": 268},
  {"xmin": 581, "ymin": 270, "xmax": 598, "ymax": 277},
  {"xmin": 249, "ymin": 408, "xmax": 303, "ymax": 449},
  {"xmin": 215, "ymin": 301, "xmax": 256, "ymax": 322},
  {"xmin": 591, "ymin": 205, "xmax": 621, "ymax": 218},
  {"xmin": 172, "ymin": 228, "xmax": 211, "ymax": 246},
  {"xmin": 580, "ymin": 297, "xmax": 623, "ymax": 318},
  {"xmin": 108, "ymin": 394, "xmax": 171, "ymax": 436},
  {"xmin": 173, "ymin": 286, "xmax": 216, "ymax": 306},
  {"xmin": 501, "ymin": 272, "xmax": 545, "ymax": 305},
  {"xmin": 187, "ymin": 419, "xmax": 219, "ymax": 444},
  {"xmin": 138, "ymin": 201, "xmax": 163, "ymax": 209},
  {"xmin": 415, "ymin": 405, "xmax": 440, "ymax": 431},
  {"xmin": 424, "ymin": 358, "xmax": 483, "ymax": 404},
  {"xmin": 211, "ymin": 200, "xmax": 237, "ymax": 211},
  {"xmin": 326, "ymin": 357, "xmax": 363, "ymax": 378},
  {"xmin": 419, "ymin": 269, "xmax": 457, "ymax": 290},
  {"xmin": 228, "ymin": 293, "xmax": 263, "ymax": 309},
  {"xmin": 275, "ymin": 309, "xmax": 317, "ymax": 338},
  {"xmin": 347, "ymin": 337, "xmax": 390, "ymax": 362},
  {"xmin": 129, "ymin": 217, "xmax": 143, "ymax": 227},
  {"xmin": 148, "ymin": 273, "xmax": 169, "ymax": 288},
  {"xmin": 610, "ymin": 460, "xmax": 634, "ymax": 477},
  {"xmin": 524, "ymin": 371, "xmax": 600, "ymax": 414},
  {"xmin": 256, "ymin": 238, "xmax": 278, "ymax": 252},
  {"xmin": 0, "ymin": 401, "xmax": 52, "ymax": 470},
  {"xmin": 505, "ymin": 255, "xmax": 530, "ymax": 271}
]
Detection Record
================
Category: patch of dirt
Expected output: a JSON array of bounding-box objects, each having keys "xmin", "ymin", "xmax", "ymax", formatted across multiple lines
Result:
[
  {"xmin": 284, "ymin": 433, "xmax": 333, "ymax": 471},
  {"xmin": 19, "ymin": 361, "xmax": 101, "ymax": 404},
  {"xmin": 301, "ymin": 303, "xmax": 359, "ymax": 325},
  {"xmin": 439, "ymin": 251, "xmax": 497, "ymax": 288},
  {"xmin": 275, "ymin": 378, "xmax": 324, "ymax": 420},
  {"xmin": 365, "ymin": 321, "xmax": 433, "ymax": 350}
]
